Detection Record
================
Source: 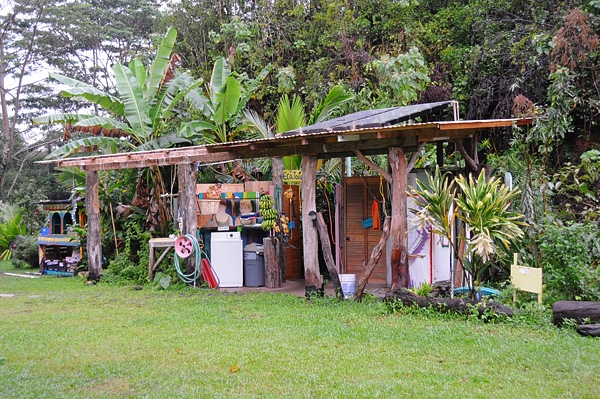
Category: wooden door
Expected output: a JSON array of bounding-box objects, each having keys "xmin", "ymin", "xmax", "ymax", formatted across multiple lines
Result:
[
  {"xmin": 342, "ymin": 177, "xmax": 388, "ymax": 284},
  {"xmin": 283, "ymin": 184, "xmax": 302, "ymax": 279}
]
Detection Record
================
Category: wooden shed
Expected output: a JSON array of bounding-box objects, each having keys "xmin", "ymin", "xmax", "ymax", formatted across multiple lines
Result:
[{"xmin": 39, "ymin": 100, "xmax": 531, "ymax": 292}]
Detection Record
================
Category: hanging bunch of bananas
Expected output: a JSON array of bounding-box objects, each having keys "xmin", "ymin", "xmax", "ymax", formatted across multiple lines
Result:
[
  {"xmin": 279, "ymin": 214, "xmax": 290, "ymax": 235},
  {"xmin": 259, "ymin": 194, "xmax": 278, "ymax": 231}
]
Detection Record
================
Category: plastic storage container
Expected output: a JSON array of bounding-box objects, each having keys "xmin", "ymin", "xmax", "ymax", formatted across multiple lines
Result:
[{"xmin": 243, "ymin": 243, "xmax": 265, "ymax": 287}]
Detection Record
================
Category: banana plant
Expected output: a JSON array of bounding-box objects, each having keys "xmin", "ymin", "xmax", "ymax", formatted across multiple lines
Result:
[{"xmin": 32, "ymin": 27, "xmax": 209, "ymax": 234}]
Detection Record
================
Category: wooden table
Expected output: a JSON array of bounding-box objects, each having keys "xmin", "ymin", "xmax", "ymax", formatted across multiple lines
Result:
[{"xmin": 148, "ymin": 237, "xmax": 176, "ymax": 280}]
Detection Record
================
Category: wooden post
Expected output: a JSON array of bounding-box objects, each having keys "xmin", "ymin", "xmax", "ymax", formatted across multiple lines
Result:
[
  {"xmin": 263, "ymin": 237, "xmax": 282, "ymax": 288},
  {"xmin": 272, "ymin": 157, "xmax": 286, "ymax": 281},
  {"xmin": 301, "ymin": 155, "xmax": 321, "ymax": 297},
  {"xmin": 389, "ymin": 147, "xmax": 409, "ymax": 289},
  {"xmin": 178, "ymin": 163, "xmax": 198, "ymax": 276},
  {"xmin": 436, "ymin": 142, "xmax": 444, "ymax": 167},
  {"xmin": 85, "ymin": 170, "xmax": 102, "ymax": 282}
]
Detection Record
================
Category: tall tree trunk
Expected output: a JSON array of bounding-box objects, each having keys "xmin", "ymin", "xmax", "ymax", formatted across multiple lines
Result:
[{"xmin": 0, "ymin": 10, "xmax": 40, "ymax": 194}]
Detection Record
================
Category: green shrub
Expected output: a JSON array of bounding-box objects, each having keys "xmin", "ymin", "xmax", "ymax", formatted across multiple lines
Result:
[
  {"xmin": 106, "ymin": 220, "xmax": 152, "ymax": 284},
  {"xmin": 11, "ymin": 235, "xmax": 40, "ymax": 269},
  {"xmin": 539, "ymin": 222, "xmax": 600, "ymax": 302}
]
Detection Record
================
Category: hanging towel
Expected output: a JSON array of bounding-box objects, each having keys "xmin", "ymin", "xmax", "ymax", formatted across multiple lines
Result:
[{"xmin": 372, "ymin": 200, "xmax": 380, "ymax": 230}]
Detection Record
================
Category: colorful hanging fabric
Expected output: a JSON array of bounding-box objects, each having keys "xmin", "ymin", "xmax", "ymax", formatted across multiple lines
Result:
[{"xmin": 372, "ymin": 199, "xmax": 380, "ymax": 230}]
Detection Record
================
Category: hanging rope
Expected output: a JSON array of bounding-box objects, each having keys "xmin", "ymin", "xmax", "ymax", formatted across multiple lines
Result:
[{"xmin": 379, "ymin": 175, "xmax": 388, "ymax": 217}]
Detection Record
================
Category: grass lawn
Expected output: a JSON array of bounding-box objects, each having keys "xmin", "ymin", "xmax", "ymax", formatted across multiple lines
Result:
[{"xmin": 0, "ymin": 261, "xmax": 598, "ymax": 398}]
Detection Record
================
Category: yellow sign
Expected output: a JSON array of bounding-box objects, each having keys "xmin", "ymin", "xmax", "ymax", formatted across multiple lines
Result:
[
  {"xmin": 511, "ymin": 253, "xmax": 543, "ymax": 306},
  {"xmin": 283, "ymin": 170, "xmax": 302, "ymax": 182}
]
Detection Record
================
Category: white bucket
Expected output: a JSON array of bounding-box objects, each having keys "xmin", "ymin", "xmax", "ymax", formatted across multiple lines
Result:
[{"xmin": 339, "ymin": 274, "xmax": 356, "ymax": 298}]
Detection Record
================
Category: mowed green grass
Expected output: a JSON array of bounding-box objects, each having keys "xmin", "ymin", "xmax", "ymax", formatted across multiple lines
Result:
[{"xmin": 0, "ymin": 264, "xmax": 598, "ymax": 398}]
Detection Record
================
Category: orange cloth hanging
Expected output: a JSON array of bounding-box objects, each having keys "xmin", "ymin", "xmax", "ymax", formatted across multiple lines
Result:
[{"xmin": 372, "ymin": 200, "xmax": 380, "ymax": 230}]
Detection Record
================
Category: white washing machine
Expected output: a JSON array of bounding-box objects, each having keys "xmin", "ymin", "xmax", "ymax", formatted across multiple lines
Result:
[{"xmin": 210, "ymin": 231, "xmax": 243, "ymax": 287}]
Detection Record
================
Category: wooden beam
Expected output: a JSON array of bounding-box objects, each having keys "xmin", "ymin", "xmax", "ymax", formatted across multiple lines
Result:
[
  {"xmin": 436, "ymin": 119, "xmax": 520, "ymax": 130},
  {"xmin": 85, "ymin": 171, "xmax": 102, "ymax": 282},
  {"xmin": 354, "ymin": 150, "xmax": 392, "ymax": 184},
  {"xmin": 407, "ymin": 142, "xmax": 426, "ymax": 174},
  {"xmin": 37, "ymin": 119, "xmax": 531, "ymax": 172},
  {"xmin": 455, "ymin": 139, "xmax": 479, "ymax": 172},
  {"xmin": 301, "ymin": 155, "xmax": 321, "ymax": 297}
]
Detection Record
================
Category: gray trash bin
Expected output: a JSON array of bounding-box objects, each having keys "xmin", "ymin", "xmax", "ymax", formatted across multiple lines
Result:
[{"xmin": 243, "ymin": 243, "xmax": 265, "ymax": 287}]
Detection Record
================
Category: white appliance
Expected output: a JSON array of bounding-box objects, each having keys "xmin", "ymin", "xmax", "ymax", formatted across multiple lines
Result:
[{"xmin": 210, "ymin": 231, "xmax": 243, "ymax": 287}]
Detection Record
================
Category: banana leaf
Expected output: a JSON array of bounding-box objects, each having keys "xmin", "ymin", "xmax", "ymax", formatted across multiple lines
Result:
[
  {"xmin": 178, "ymin": 121, "xmax": 217, "ymax": 140},
  {"xmin": 213, "ymin": 76, "xmax": 241, "ymax": 126},
  {"xmin": 32, "ymin": 113, "xmax": 95, "ymax": 125},
  {"xmin": 129, "ymin": 59, "xmax": 147, "ymax": 88},
  {"xmin": 113, "ymin": 63, "xmax": 152, "ymax": 138},
  {"xmin": 146, "ymin": 27, "xmax": 177, "ymax": 103},
  {"xmin": 185, "ymin": 88, "xmax": 213, "ymax": 119},
  {"xmin": 137, "ymin": 135, "xmax": 191, "ymax": 151},
  {"xmin": 210, "ymin": 58, "xmax": 231, "ymax": 104},
  {"xmin": 150, "ymin": 73, "xmax": 203, "ymax": 125},
  {"xmin": 73, "ymin": 116, "xmax": 130, "ymax": 131},
  {"xmin": 49, "ymin": 73, "xmax": 123, "ymax": 115},
  {"xmin": 45, "ymin": 136, "xmax": 131, "ymax": 160}
]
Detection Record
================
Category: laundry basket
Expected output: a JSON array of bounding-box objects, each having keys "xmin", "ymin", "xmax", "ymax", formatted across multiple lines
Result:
[{"xmin": 198, "ymin": 199, "xmax": 220, "ymax": 215}]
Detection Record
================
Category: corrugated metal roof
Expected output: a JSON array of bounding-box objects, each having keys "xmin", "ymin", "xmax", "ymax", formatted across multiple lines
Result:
[{"xmin": 281, "ymin": 101, "xmax": 454, "ymax": 136}]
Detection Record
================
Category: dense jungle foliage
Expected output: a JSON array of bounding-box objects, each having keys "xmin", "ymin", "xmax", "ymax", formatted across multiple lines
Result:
[{"xmin": 1, "ymin": 0, "xmax": 599, "ymax": 303}]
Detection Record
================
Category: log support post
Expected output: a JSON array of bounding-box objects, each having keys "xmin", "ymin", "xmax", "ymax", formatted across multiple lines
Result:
[
  {"xmin": 85, "ymin": 170, "xmax": 102, "ymax": 282},
  {"xmin": 178, "ymin": 163, "xmax": 198, "ymax": 276},
  {"xmin": 389, "ymin": 147, "xmax": 409, "ymax": 289},
  {"xmin": 264, "ymin": 237, "xmax": 282, "ymax": 288},
  {"xmin": 272, "ymin": 157, "xmax": 286, "ymax": 281},
  {"xmin": 301, "ymin": 155, "xmax": 321, "ymax": 297}
]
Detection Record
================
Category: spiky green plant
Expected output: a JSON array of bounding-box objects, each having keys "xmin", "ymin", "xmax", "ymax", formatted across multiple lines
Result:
[
  {"xmin": 410, "ymin": 166, "xmax": 457, "ymax": 240},
  {"xmin": 410, "ymin": 167, "xmax": 526, "ymax": 299}
]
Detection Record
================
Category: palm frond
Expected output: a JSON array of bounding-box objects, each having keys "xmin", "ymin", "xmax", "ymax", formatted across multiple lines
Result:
[
  {"xmin": 242, "ymin": 109, "xmax": 274, "ymax": 139},
  {"xmin": 310, "ymin": 85, "xmax": 354, "ymax": 125},
  {"xmin": 277, "ymin": 94, "xmax": 306, "ymax": 134}
]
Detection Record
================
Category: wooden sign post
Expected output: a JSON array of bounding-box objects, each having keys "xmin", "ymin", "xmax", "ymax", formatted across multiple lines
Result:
[{"xmin": 511, "ymin": 254, "xmax": 542, "ymax": 307}]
